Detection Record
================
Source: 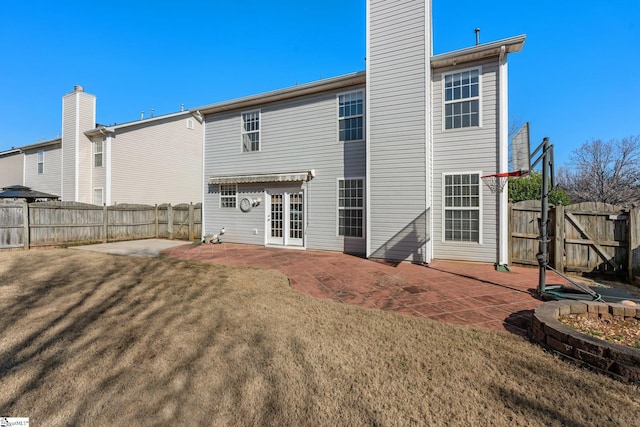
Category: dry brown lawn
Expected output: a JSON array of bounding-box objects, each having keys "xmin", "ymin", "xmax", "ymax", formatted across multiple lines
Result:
[{"xmin": 0, "ymin": 249, "xmax": 638, "ymax": 426}]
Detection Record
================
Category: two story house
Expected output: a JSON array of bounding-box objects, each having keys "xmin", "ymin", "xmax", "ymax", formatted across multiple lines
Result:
[{"xmin": 197, "ymin": 0, "xmax": 525, "ymax": 266}]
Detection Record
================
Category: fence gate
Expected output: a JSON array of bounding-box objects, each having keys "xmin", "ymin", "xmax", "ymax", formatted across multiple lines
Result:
[
  {"xmin": 510, "ymin": 201, "xmax": 639, "ymax": 282},
  {"xmin": 558, "ymin": 202, "xmax": 628, "ymax": 276}
]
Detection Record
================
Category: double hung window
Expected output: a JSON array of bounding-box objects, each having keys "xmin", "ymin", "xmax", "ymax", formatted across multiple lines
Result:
[
  {"xmin": 444, "ymin": 68, "xmax": 480, "ymax": 129},
  {"xmin": 444, "ymin": 173, "xmax": 480, "ymax": 242},
  {"xmin": 338, "ymin": 178, "xmax": 364, "ymax": 237},
  {"xmin": 338, "ymin": 91, "xmax": 364, "ymax": 142},
  {"xmin": 242, "ymin": 111, "xmax": 260, "ymax": 152},
  {"xmin": 94, "ymin": 138, "xmax": 104, "ymax": 167},
  {"xmin": 37, "ymin": 150, "xmax": 44, "ymax": 174}
]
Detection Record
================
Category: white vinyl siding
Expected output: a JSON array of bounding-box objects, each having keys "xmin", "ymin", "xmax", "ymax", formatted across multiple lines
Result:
[
  {"xmin": 220, "ymin": 184, "xmax": 237, "ymax": 208},
  {"xmin": 0, "ymin": 152, "xmax": 24, "ymax": 188},
  {"xmin": 23, "ymin": 143, "xmax": 62, "ymax": 197},
  {"xmin": 61, "ymin": 89, "xmax": 95, "ymax": 202},
  {"xmin": 338, "ymin": 178, "xmax": 364, "ymax": 238},
  {"xmin": 443, "ymin": 67, "xmax": 481, "ymax": 130},
  {"xmin": 443, "ymin": 173, "xmax": 481, "ymax": 243},
  {"xmin": 108, "ymin": 113, "xmax": 202, "ymax": 205},
  {"xmin": 241, "ymin": 110, "xmax": 260, "ymax": 152},
  {"xmin": 338, "ymin": 91, "xmax": 364, "ymax": 142},
  {"xmin": 37, "ymin": 150, "xmax": 44, "ymax": 174}
]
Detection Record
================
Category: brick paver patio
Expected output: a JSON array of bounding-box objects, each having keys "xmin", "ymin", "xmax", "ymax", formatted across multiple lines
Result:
[{"xmin": 162, "ymin": 243, "xmax": 571, "ymax": 336}]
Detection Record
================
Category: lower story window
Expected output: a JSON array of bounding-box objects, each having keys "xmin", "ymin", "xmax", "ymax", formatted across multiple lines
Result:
[
  {"xmin": 444, "ymin": 173, "xmax": 480, "ymax": 242},
  {"xmin": 338, "ymin": 178, "xmax": 364, "ymax": 237},
  {"xmin": 93, "ymin": 188, "xmax": 103, "ymax": 206},
  {"xmin": 220, "ymin": 184, "xmax": 237, "ymax": 208}
]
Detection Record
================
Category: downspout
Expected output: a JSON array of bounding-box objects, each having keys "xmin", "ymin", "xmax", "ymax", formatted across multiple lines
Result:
[
  {"xmin": 365, "ymin": 0, "xmax": 372, "ymax": 258},
  {"xmin": 497, "ymin": 45, "xmax": 509, "ymax": 270},
  {"xmin": 200, "ymin": 115, "xmax": 206, "ymax": 241}
]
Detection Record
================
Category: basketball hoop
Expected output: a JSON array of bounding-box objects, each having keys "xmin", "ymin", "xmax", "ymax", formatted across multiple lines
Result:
[{"xmin": 481, "ymin": 171, "xmax": 523, "ymax": 194}]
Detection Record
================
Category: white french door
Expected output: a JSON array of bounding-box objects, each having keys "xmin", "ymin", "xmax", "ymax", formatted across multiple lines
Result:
[{"xmin": 267, "ymin": 191, "xmax": 304, "ymax": 246}]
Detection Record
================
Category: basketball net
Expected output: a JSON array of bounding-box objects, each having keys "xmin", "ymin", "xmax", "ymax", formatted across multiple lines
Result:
[{"xmin": 481, "ymin": 171, "xmax": 523, "ymax": 194}]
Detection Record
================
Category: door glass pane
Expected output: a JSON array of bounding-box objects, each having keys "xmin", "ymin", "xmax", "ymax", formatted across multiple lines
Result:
[
  {"xmin": 289, "ymin": 192, "xmax": 303, "ymax": 239},
  {"xmin": 271, "ymin": 194, "xmax": 283, "ymax": 238}
]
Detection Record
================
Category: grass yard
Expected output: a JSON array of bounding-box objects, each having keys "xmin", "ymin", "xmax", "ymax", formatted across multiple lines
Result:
[{"xmin": 0, "ymin": 249, "xmax": 638, "ymax": 426}]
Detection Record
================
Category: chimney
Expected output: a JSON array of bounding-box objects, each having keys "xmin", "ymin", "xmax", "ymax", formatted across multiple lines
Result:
[{"xmin": 74, "ymin": 85, "xmax": 84, "ymax": 92}]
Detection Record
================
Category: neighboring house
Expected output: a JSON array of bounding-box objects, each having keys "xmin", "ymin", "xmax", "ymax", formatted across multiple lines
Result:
[
  {"xmin": 198, "ymin": 0, "xmax": 525, "ymax": 266},
  {"xmin": 22, "ymin": 138, "xmax": 62, "ymax": 197},
  {"xmin": 5, "ymin": 86, "xmax": 203, "ymax": 206},
  {"xmin": 0, "ymin": 148, "xmax": 23, "ymax": 189}
]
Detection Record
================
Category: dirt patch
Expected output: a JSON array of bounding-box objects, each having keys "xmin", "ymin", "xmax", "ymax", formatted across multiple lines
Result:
[
  {"xmin": 560, "ymin": 314, "xmax": 640, "ymax": 348},
  {"xmin": 0, "ymin": 249, "xmax": 639, "ymax": 426}
]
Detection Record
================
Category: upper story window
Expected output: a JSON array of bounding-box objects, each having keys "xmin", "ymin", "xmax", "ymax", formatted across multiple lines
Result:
[
  {"xmin": 37, "ymin": 149, "xmax": 44, "ymax": 174},
  {"xmin": 338, "ymin": 91, "xmax": 364, "ymax": 142},
  {"xmin": 242, "ymin": 111, "xmax": 260, "ymax": 152},
  {"xmin": 94, "ymin": 138, "xmax": 104, "ymax": 167},
  {"xmin": 220, "ymin": 184, "xmax": 237, "ymax": 208},
  {"xmin": 444, "ymin": 68, "xmax": 480, "ymax": 129},
  {"xmin": 443, "ymin": 173, "xmax": 481, "ymax": 242}
]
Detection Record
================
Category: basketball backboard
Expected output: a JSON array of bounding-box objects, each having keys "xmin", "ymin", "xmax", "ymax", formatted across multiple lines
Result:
[{"xmin": 511, "ymin": 122, "xmax": 531, "ymax": 175}]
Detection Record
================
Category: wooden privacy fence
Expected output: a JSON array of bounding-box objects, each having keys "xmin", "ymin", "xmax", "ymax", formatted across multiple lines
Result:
[
  {"xmin": 0, "ymin": 201, "xmax": 201, "ymax": 250},
  {"xmin": 510, "ymin": 200, "xmax": 640, "ymax": 283}
]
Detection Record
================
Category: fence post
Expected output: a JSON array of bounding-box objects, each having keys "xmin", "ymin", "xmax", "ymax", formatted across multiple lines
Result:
[
  {"xmin": 554, "ymin": 204, "xmax": 565, "ymax": 272},
  {"xmin": 154, "ymin": 204, "xmax": 159, "ymax": 238},
  {"xmin": 628, "ymin": 207, "xmax": 638, "ymax": 284},
  {"xmin": 103, "ymin": 204, "xmax": 108, "ymax": 243},
  {"xmin": 22, "ymin": 200, "xmax": 30, "ymax": 250},
  {"xmin": 168, "ymin": 204, "xmax": 174, "ymax": 240},
  {"xmin": 189, "ymin": 202, "xmax": 194, "ymax": 241}
]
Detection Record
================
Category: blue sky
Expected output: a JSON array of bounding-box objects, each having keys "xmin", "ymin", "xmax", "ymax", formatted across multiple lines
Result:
[{"xmin": 1, "ymin": 1, "xmax": 638, "ymax": 167}]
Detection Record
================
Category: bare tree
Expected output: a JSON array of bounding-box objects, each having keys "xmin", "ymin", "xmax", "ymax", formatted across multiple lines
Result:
[{"xmin": 558, "ymin": 136, "xmax": 640, "ymax": 206}]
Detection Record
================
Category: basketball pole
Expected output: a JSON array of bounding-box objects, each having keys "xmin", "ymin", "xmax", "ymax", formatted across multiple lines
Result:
[{"xmin": 536, "ymin": 137, "xmax": 551, "ymax": 294}]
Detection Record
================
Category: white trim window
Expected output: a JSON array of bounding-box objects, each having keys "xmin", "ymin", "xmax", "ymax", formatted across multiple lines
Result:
[
  {"xmin": 94, "ymin": 138, "xmax": 104, "ymax": 167},
  {"xmin": 443, "ymin": 173, "xmax": 481, "ymax": 242},
  {"xmin": 338, "ymin": 91, "xmax": 364, "ymax": 142},
  {"xmin": 338, "ymin": 178, "xmax": 364, "ymax": 237},
  {"xmin": 444, "ymin": 68, "xmax": 480, "ymax": 129},
  {"xmin": 220, "ymin": 184, "xmax": 237, "ymax": 208},
  {"xmin": 37, "ymin": 149, "xmax": 44, "ymax": 174},
  {"xmin": 241, "ymin": 110, "xmax": 260, "ymax": 152},
  {"xmin": 93, "ymin": 188, "xmax": 104, "ymax": 206}
]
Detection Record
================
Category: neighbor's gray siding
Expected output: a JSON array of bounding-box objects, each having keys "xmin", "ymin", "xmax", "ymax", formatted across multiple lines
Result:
[
  {"xmin": 24, "ymin": 143, "xmax": 62, "ymax": 196},
  {"xmin": 203, "ymin": 85, "xmax": 366, "ymax": 253},
  {"xmin": 0, "ymin": 152, "xmax": 23, "ymax": 188},
  {"xmin": 109, "ymin": 115, "xmax": 202, "ymax": 205},
  {"xmin": 367, "ymin": 0, "xmax": 431, "ymax": 263},
  {"xmin": 432, "ymin": 59, "xmax": 500, "ymax": 262}
]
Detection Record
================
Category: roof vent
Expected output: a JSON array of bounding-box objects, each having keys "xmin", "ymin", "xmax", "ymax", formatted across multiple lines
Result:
[{"xmin": 74, "ymin": 85, "xmax": 84, "ymax": 92}]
